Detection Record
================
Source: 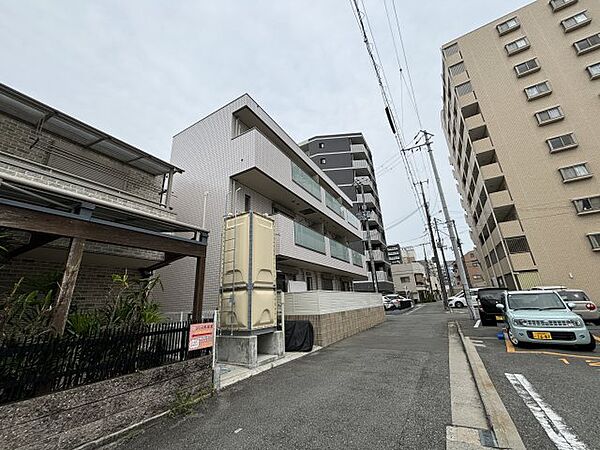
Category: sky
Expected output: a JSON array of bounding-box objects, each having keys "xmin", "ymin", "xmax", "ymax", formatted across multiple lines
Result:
[{"xmin": 0, "ymin": 0, "xmax": 533, "ymax": 261}]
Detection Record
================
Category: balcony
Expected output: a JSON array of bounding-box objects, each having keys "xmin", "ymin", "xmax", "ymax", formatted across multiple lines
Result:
[
  {"xmin": 499, "ymin": 220, "xmax": 523, "ymax": 238},
  {"xmin": 452, "ymin": 71, "xmax": 470, "ymax": 86},
  {"xmin": 466, "ymin": 114, "xmax": 487, "ymax": 141},
  {"xmin": 458, "ymin": 91, "xmax": 478, "ymax": 110},
  {"xmin": 368, "ymin": 270, "xmax": 391, "ymax": 282},
  {"xmin": 273, "ymin": 213, "xmax": 367, "ymax": 278},
  {"xmin": 370, "ymin": 249, "xmax": 390, "ymax": 264},
  {"xmin": 0, "ymin": 150, "xmax": 174, "ymax": 220},
  {"xmin": 473, "ymin": 137, "xmax": 493, "ymax": 155},
  {"xmin": 368, "ymin": 211, "xmax": 383, "ymax": 228},
  {"xmin": 365, "ymin": 230, "xmax": 383, "ymax": 245},
  {"xmin": 489, "ymin": 190, "xmax": 513, "ymax": 209},
  {"xmin": 356, "ymin": 193, "xmax": 377, "ymax": 208},
  {"xmin": 351, "ymin": 144, "xmax": 372, "ymax": 163},
  {"xmin": 481, "ymin": 162, "xmax": 503, "ymax": 181},
  {"xmin": 509, "ymin": 252, "xmax": 536, "ymax": 271},
  {"xmin": 231, "ymin": 128, "xmax": 362, "ymax": 240},
  {"xmin": 356, "ymin": 176, "xmax": 376, "ymax": 194},
  {"xmin": 353, "ymin": 159, "xmax": 374, "ymax": 177}
]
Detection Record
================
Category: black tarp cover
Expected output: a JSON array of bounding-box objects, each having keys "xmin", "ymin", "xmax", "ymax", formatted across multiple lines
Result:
[{"xmin": 284, "ymin": 320, "xmax": 314, "ymax": 352}]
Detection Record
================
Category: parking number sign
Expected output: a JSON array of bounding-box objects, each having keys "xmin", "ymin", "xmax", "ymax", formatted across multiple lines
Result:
[{"xmin": 189, "ymin": 323, "xmax": 214, "ymax": 351}]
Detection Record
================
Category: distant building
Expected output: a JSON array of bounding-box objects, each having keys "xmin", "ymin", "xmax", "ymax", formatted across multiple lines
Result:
[
  {"xmin": 453, "ymin": 250, "xmax": 488, "ymax": 288},
  {"xmin": 391, "ymin": 261, "xmax": 440, "ymax": 302},
  {"xmin": 387, "ymin": 244, "xmax": 402, "ymax": 265},
  {"xmin": 300, "ymin": 133, "xmax": 394, "ymax": 293},
  {"xmin": 442, "ymin": 0, "xmax": 600, "ymax": 294}
]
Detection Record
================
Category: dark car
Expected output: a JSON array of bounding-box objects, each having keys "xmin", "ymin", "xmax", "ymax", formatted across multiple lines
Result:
[{"xmin": 477, "ymin": 288, "xmax": 508, "ymax": 326}]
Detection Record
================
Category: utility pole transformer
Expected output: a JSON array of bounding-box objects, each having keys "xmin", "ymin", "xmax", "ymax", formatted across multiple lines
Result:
[
  {"xmin": 416, "ymin": 181, "xmax": 448, "ymax": 308},
  {"xmin": 423, "ymin": 131, "xmax": 476, "ymax": 319}
]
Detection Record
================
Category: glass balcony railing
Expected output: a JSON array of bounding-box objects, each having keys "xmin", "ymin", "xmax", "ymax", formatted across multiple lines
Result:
[
  {"xmin": 325, "ymin": 190, "xmax": 344, "ymax": 218},
  {"xmin": 351, "ymin": 249, "xmax": 364, "ymax": 267},
  {"xmin": 291, "ymin": 161, "xmax": 321, "ymax": 201},
  {"xmin": 329, "ymin": 238, "xmax": 350, "ymax": 262},
  {"xmin": 346, "ymin": 210, "xmax": 361, "ymax": 229},
  {"xmin": 294, "ymin": 222, "xmax": 326, "ymax": 254}
]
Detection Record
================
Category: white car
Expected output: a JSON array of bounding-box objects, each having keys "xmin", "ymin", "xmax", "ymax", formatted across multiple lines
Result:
[{"xmin": 448, "ymin": 289, "xmax": 480, "ymax": 308}]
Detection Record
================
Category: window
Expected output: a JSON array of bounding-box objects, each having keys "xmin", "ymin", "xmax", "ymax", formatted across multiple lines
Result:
[
  {"xmin": 574, "ymin": 33, "xmax": 600, "ymax": 55},
  {"xmin": 524, "ymin": 81, "xmax": 552, "ymax": 100},
  {"xmin": 561, "ymin": 11, "xmax": 591, "ymax": 32},
  {"xmin": 443, "ymin": 43, "xmax": 459, "ymax": 58},
  {"xmin": 505, "ymin": 236, "xmax": 530, "ymax": 254},
  {"xmin": 505, "ymin": 37, "xmax": 530, "ymax": 55},
  {"xmin": 547, "ymin": 133, "xmax": 577, "ymax": 152},
  {"xmin": 573, "ymin": 195, "xmax": 600, "ymax": 214},
  {"xmin": 455, "ymin": 81, "xmax": 473, "ymax": 96},
  {"xmin": 587, "ymin": 62, "xmax": 600, "ymax": 79},
  {"xmin": 449, "ymin": 62, "xmax": 465, "ymax": 76},
  {"xmin": 588, "ymin": 233, "xmax": 600, "ymax": 250},
  {"xmin": 497, "ymin": 17, "xmax": 520, "ymax": 35},
  {"xmin": 535, "ymin": 106, "xmax": 564, "ymax": 125},
  {"xmin": 318, "ymin": 142, "xmax": 325, "ymax": 149},
  {"xmin": 560, "ymin": 163, "xmax": 591, "ymax": 181},
  {"xmin": 549, "ymin": 0, "xmax": 578, "ymax": 13},
  {"xmin": 514, "ymin": 58, "xmax": 540, "ymax": 77},
  {"xmin": 400, "ymin": 276, "xmax": 410, "ymax": 283},
  {"xmin": 320, "ymin": 157, "xmax": 326, "ymax": 165}
]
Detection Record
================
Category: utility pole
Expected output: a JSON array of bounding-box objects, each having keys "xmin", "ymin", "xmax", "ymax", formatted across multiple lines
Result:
[
  {"xmin": 356, "ymin": 180, "xmax": 378, "ymax": 293},
  {"xmin": 422, "ymin": 130, "xmax": 475, "ymax": 319},
  {"xmin": 421, "ymin": 242, "xmax": 434, "ymax": 300},
  {"xmin": 452, "ymin": 219, "xmax": 471, "ymax": 287},
  {"xmin": 434, "ymin": 219, "xmax": 454, "ymax": 296},
  {"xmin": 416, "ymin": 181, "xmax": 448, "ymax": 308}
]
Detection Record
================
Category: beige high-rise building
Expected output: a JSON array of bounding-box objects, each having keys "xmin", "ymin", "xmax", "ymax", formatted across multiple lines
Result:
[{"xmin": 441, "ymin": 0, "xmax": 600, "ymax": 298}]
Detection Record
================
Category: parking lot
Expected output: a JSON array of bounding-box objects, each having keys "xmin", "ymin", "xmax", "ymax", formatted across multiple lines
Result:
[{"xmin": 455, "ymin": 309, "xmax": 600, "ymax": 449}]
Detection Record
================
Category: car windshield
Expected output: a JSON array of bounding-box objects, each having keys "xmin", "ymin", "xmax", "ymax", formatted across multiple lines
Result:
[
  {"xmin": 507, "ymin": 292, "xmax": 566, "ymax": 310},
  {"xmin": 557, "ymin": 291, "xmax": 590, "ymax": 302}
]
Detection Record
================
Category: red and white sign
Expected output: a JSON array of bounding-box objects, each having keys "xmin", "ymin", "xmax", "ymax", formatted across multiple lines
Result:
[{"xmin": 189, "ymin": 322, "xmax": 214, "ymax": 351}]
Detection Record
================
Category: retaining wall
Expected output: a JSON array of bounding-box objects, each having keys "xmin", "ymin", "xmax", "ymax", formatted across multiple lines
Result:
[{"xmin": 0, "ymin": 355, "xmax": 212, "ymax": 450}]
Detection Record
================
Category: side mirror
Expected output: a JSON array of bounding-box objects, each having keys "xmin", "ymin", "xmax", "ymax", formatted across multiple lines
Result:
[
  {"xmin": 496, "ymin": 303, "xmax": 505, "ymax": 311},
  {"xmin": 567, "ymin": 302, "xmax": 576, "ymax": 310}
]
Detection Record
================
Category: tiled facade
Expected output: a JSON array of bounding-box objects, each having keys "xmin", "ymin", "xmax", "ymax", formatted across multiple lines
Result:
[{"xmin": 442, "ymin": 0, "xmax": 600, "ymax": 296}]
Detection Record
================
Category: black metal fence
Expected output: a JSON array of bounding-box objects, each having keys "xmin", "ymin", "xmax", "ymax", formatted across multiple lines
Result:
[{"xmin": 0, "ymin": 321, "xmax": 212, "ymax": 405}]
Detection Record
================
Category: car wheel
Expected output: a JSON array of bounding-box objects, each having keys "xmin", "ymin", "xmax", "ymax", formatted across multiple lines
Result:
[
  {"xmin": 507, "ymin": 327, "xmax": 521, "ymax": 347},
  {"xmin": 455, "ymin": 301, "xmax": 464, "ymax": 308},
  {"xmin": 579, "ymin": 333, "xmax": 597, "ymax": 352}
]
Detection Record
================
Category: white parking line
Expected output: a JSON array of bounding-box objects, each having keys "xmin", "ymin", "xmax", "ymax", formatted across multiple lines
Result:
[
  {"xmin": 404, "ymin": 305, "xmax": 424, "ymax": 316},
  {"xmin": 474, "ymin": 319, "xmax": 481, "ymax": 328},
  {"xmin": 505, "ymin": 373, "xmax": 588, "ymax": 450}
]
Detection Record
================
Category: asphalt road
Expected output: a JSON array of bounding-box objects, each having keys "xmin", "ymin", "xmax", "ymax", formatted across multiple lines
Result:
[
  {"xmin": 460, "ymin": 317, "xmax": 600, "ymax": 449},
  {"xmin": 116, "ymin": 303, "xmax": 452, "ymax": 450}
]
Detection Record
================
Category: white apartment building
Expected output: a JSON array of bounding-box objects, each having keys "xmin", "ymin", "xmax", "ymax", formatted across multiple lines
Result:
[{"xmin": 159, "ymin": 95, "xmax": 368, "ymax": 316}]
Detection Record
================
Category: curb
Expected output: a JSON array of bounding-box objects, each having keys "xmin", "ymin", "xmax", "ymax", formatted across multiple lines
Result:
[{"xmin": 456, "ymin": 322, "xmax": 526, "ymax": 450}]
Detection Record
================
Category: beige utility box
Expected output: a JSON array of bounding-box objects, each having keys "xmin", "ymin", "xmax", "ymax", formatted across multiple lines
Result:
[{"xmin": 220, "ymin": 212, "xmax": 277, "ymax": 331}]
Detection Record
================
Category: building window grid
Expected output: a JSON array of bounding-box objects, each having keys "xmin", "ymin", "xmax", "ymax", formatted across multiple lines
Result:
[
  {"xmin": 588, "ymin": 233, "xmax": 600, "ymax": 250},
  {"xmin": 535, "ymin": 106, "xmax": 564, "ymax": 125},
  {"xmin": 587, "ymin": 62, "xmax": 600, "ymax": 79},
  {"xmin": 547, "ymin": 133, "xmax": 577, "ymax": 152},
  {"xmin": 550, "ymin": 0, "xmax": 579, "ymax": 13},
  {"xmin": 449, "ymin": 62, "xmax": 466, "ymax": 77},
  {"xmin": 505, "ymin": 37, "xmax": 530, "ymax": 55},
  {"xmin": 505, "ymin": 236, "xmax": 530, "ymax": 254},
  {"xmin": 514, "ymin": 58, "xmax": 540, "ymax": 77},
  {"xmin": 560, "ymin": 163, "xmax": 591, "ymax": 182},
  {"xmin": 573, "ymin": 195, "xmax": 600, "ymax": 214},
  {"xmin": 561, "ymin": 10, "xmax": 591, "ymax": 32},
  {"xmin": 497, "ymin": 17, "xmax": 520, "ymax": 35},
  {"xmin": 455, "ymin": 81, "xmax": 473, "ymax": 96},
  {"xmin": 524, "ymin": 80, "xmax": 552, "ymax": 100},
  {"xmin": 573, "ymin": 33, "xmax": 600, "ymax": 55}
]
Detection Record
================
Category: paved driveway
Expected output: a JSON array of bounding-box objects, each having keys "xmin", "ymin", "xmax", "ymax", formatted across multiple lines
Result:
[{"xmin": 116, "ymin": 303, "xmax": 452, "ymax": 450}]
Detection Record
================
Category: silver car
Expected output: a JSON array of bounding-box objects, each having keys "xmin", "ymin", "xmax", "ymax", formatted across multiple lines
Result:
[{"xmin": 557, "ymin": 289, "xmax": 600, "ymax": 324}]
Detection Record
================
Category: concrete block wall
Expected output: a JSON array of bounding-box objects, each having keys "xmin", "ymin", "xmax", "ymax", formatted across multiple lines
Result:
[
  {"xmin": 287, "ymin": 306, "xmax": 385, "ymax": 347},
  {"xmin": 0, "ymin": 355, "xmax": 212, "ymax": 450}
]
